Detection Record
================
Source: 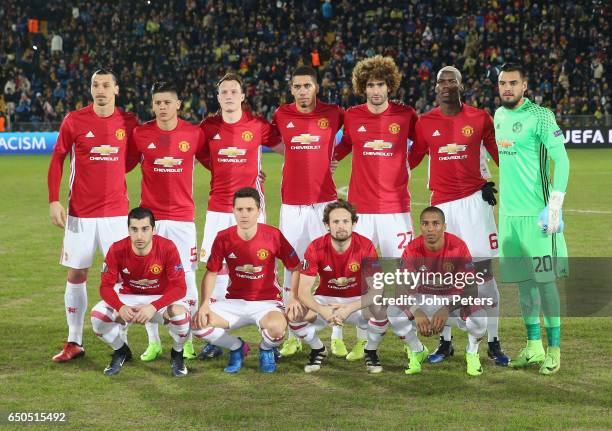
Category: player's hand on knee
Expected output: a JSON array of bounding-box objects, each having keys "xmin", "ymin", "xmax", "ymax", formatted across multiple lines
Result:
[
  {"xmin": 118, "ymin": 305, "xmax": 135, "ymax": 323},
  {"xmin": 319, "ymin": 305, "xmax": 336, "ymax": 324},
  {"xmin": 330, "ymin": 303, "xmax": 351, "ymax": 325},
  {"xmin": 132, "ymin": 304, "xmax": 156, "ymax": 324},
  {"xmin": 414, "ymin": 309, "xmax": 432, "ymax": 337},
  {"xmin": 480, "ymin": 182, "xmax": 497, "ymax": 206},
  {"xmin": 431, "ymin": 307, "xmax": 449, "ymax": 334},
  {"xmin": 192, "ymin": 304, "xmax": 211, "ymax": 329},
  {"xmin": 286, "ymin": 298, "xmax": 306, "ymax": 322},
  {"xmin": 49, "ymin": 201, "xmax": 67, "ymax": 228}
]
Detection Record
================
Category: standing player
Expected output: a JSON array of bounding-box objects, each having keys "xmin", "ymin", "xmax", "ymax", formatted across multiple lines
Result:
[
  {"xmin": 192, "ymin": 188, "xmax": 301, "ymax": 373},
  {"xmin": 494, "ymin": 63, "xmax": 569, "ymax": 375},
  {"xmin": 333, "ymin": 55, "xmax": 418, "ymax": 361},
  {"xmin": 271, "ymin": 66, "xmax": 348, "ymax": 358},
  {"xmin": 409, "ymin": 66, "xmax": 509, "ymax": 365},
  {"xmin": 197, "ymin": 73, "xmax": 283, "ymax": 359},
  {"xmin": 288, "ymin": 200, "xmax": 389, "ymax": 373},
  {"xmin": 387, "ymin": 207, "xmax": 488, "ymax": 376},
  {"xmin": 90, "ymin": 207, "xmax": 190, "ymax": 377},
  {"xmin": 130, "ymin": 81, "xmax": 208, "ymax": 362},
  {"xmin": 47, "ymin": 69, "xmax": 139, "ymax": 362}
]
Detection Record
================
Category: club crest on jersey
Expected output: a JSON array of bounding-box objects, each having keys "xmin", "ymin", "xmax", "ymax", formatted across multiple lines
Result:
[
  {"xmin": 461, "ymin": 125, "xmax": 474, "ymax": 137},
  {"xmin": 115, "ymin": 128, "xmax": 126, "ymax": 140},
  {"xmin": 317, "ymin": 118, "xmax": 330, "ymax": 129},
  {"xmin": 178, "ymin": 141, "xmax": 190, "ymax": 152},
  {"xmin": 256, "ymin": 249, "xmax": 270, "ymax": 260},
  {"xmin": 438, "ymin": 143, "xmax": 467, "ymax": 154},
  {"xmin": 348, "ymin": 261, "xmax": 360, "ymax": 272},
  {"xmin": 242, "ymin": 131, "xmax": 254, "ymax": 142},
  {"xmin": 512, "ymin": 122, "xmax": 522, "ymax": 133},
  {"xmin": 150, "ymin": 263, "xmax": 163, "ymax": 275},
  {"xmin": 388, "ymin": 123, "xmax": 401, "ymax": 134},
  {"xmin": 442, "ymin": 261, "xmax": 454, "ymax": 272}
]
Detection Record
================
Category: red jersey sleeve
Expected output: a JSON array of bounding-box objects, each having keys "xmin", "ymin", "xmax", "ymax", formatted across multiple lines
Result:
[
  {"xmin": 47, "ymin": 114, "xmax": 74, "ymax": 202},
  {"xmin": 334, "ymin": 127, "xmax": 352, "ymax": 161},
  {"xmin": 262, "ymin": 118, "xmax": 282, "ymax": 148},
  {"xmin": 409, "ymin": 118, "xmax": 428, "ymax": 169},
  {"xmin": 206, "ymin": 235, "xmax": 225, "ymax": 272},
  {"xmin": 300, "ymin": 242, "xmax": 320, "ymax": 277},
  {"xmin": 99, "ymin": 245, "xmax": 124, "ymax": 311},
  {"xmin": 482, "ymin": 113, "xmax": 499, "ymax": 166},
  {"xmin": 125, "ymin": 128, "xmax": 141, "ymax": 173},
  {"xmin": 195, "ymin": 127, "xmax": 210, "ymax": 169},
  {"xmin": 150, "ymin": 243, "xmax": 187, "ymax": 310},
  {"xmin": 278, "ymin": 231, "xmax": 300, "ymax": 270}
]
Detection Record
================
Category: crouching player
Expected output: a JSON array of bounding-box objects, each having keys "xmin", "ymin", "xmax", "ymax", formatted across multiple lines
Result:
[
  {"xmin": 287, "ymin": 200, "xmax": 389, "ymax": 373},
  {"xmin": 90, "ymin": 207, "xmax": 190, "ymax": 377},
  {"xmin": 192, "ymin": 187, "xmax": 300, "ymax": 373},
  {"xmin": 387, "ymin": 207, "xmax": 488, "ymax": 376}
]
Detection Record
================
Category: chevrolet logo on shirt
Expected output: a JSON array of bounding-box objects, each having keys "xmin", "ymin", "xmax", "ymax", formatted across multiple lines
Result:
[
  {"xmin": 329, "ymin": 277, "xmax": 356, "ymax": 288},
  {"xmin": 438, "ymin": 144, "xmax": 467, "ymax": 154},
  {"xmin": 153, "ymin": 157, "xmax": 184, "ymax": 172},
  {"xmin": 90, "ymin": 145, "xmax": 120, "ymax": 161},
  {"xmin": 130, "ymin": 279, "xmax": 159, "ymax": 289},
  {"xmin": 290, "ymin": 134, "xmax": 321, "ymax": 150},
  {"xmin": 236, "ymin": 264, "xmax": 263, "ymax": 274},
  {"xmin": 438, "ymin": 143, "xmax": 468, "ymax": 161},
  {"xmin": 363, "ymin": 140, "xmax": 393, "ymax": 156},
  {"xmin": 235, "ymin": 264, "xmax": 265, "ymax": 280},
  {"xmin": 218, "ymin": 146, "xmax": 247, "ymax": 163}
]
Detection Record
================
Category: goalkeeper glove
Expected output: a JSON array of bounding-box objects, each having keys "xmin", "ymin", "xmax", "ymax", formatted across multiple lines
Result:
[
  {"xmin": 480, "ymin": 181, "xmax": 497, "ymax": 206},
  {"xmin": 538, "ymin": 191, "xmax": 565, "ymax": 234}
]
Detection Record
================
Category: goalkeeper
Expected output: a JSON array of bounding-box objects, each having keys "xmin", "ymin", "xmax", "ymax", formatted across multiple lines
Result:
[{"xmin": 494, "ymin": 63, "xmax": 569, "ymax": 375}]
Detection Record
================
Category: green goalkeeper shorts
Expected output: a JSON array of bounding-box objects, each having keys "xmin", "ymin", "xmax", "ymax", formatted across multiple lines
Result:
[{"xmin": 499, "ymin": 215, "xmax": 569, "ymax": 283}]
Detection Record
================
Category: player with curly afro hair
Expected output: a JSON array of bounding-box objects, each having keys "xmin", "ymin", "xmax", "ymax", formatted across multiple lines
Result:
[{"xmin": 351, "ymin": 55, "xmax": 402, "ymax": 97}]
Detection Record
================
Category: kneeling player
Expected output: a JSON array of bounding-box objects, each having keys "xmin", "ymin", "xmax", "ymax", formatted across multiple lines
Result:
[
  {"xmin": 387, "ymin": 207, "xmax": 487, "ymax": 376},
  {"xmin": 192, "ymin": 187, "xmax": 300, "ymax": 373},
  {"xmin": 288, "ymin": 200, "xmax": 388, "ymax": 373},
  {"xmin": 90, "ymin": 207, "xmax": 190, "ymax": 377}
]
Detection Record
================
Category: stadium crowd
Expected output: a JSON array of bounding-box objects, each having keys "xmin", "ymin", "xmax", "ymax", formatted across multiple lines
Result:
[{"xmin": 0, "ymin": 0, "xmax": 609, "ymax": 130}]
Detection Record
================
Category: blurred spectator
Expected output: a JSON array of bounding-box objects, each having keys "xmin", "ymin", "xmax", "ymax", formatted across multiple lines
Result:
[{"xmin": 0, "ymin": 0, "xmax": 609, "ymax": 130}]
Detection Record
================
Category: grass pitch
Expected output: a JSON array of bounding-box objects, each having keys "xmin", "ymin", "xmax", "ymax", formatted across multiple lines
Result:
[{"xmin": 0, "ymin": 150, "xmax": 611, "ymax": 430}]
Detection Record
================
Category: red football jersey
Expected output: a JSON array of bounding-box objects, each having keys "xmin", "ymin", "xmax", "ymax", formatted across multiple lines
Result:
[
  {"xmin": 272, "ymin": 101, "xmax": 343, "ymax": 204},
  {"xmin": 409, "ymin": 105, "xmax": 499, "ymax": 205},
  {"xmin": 132, "ymin": 119, "xmax": 207, "ymax": 221},
  {"xmin": 334, "ymin": 102, "xmax": 417, "ymax": 213},
  {"xmin": 401, "ymin": 232, "xmax": 474, "ymax": 296},
  {"xmin": 200, "ymin": 111, "xmax": 280, "ymax": 212},
  {"xmin": 100, "ymin": 235, "xmax": 187, "ymax": 311},
  {"xmin": 47, "ymin": 105, "xmax": 139, "ymax": 217},
  {"xmin": 207, "ymin": 224, "xmax": 300, "ymax": 301},
  {"xmin": 301, "ymin": 232, "xmax": 378, "ymax": 297}
]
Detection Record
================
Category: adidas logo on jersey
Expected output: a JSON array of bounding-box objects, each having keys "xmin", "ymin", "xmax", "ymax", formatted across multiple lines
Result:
[
  {"xmin": 228, "ymin": 252, "xmax": 237, "ymax": 259},
  {"xmin": 358, "ymin": 125, "xmax": 367, "ymax": 132},
  {"xmin": 432, "ymin": 130, "xmax": 441, "ymax": 136},
  {"xmin": 287, "ymin": 122, "xmax": 295, "ymax": 128},
  {"xmin": 147, "ymin": 142, "xmax": 156, "ymax": 149},
  {"xmin": 213, "ymin": 133, "xmax": 221, "ymax": 140},
  {"xmin": 86, "ymin": 131, "xmax": 95, "ymax": 138},
  {"xmin": 323, "ymin": 265, "xmax": 333, "ymax": 272}
]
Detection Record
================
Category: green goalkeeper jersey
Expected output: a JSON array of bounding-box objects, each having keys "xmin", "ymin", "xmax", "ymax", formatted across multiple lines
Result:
[{"xmin": 493, "ymin": 98, "xmax": 570, "ymax": 216}]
